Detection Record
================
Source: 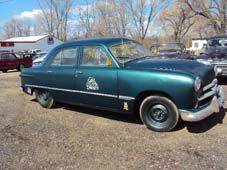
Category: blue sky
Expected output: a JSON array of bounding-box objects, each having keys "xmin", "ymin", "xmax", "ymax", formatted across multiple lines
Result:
[
  {"xmin": 0, "ymin": 0, "xmax": 91, "ymax": 21},
  {"xmin": 0, "ymin": 0, "xmax": 41, "ymax": 20},
  {"xmin": 0, "ymin": 0, "xmax": 166, "ymax": 38}
]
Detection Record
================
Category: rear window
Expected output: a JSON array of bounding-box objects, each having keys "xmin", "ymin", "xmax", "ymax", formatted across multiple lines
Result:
[{"xmin": 0, "ymin": 53, "xmax": 15, "ymax": 60}]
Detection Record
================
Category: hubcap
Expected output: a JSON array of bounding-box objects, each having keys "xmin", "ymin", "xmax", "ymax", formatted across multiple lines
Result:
[
  {"xmin": 148, "ymin": 104, "xmax": 168, "ymax": 123},
  {"xmin": 38, "ymin": 91, "xmax": 49, "ymax": 104}
]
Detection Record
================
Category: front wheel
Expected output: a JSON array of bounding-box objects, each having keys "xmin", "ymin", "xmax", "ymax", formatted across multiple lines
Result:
[
  {"xmin": 18, "ymin": 64, "xmax": 25, "ymax": 71},
  {"xmin": 2, "ymin": 70, "xmax": 7, "ymax": 73},
  {"xmin": 139, "ymin": 96, "xmax": 179, "ymax": 132},
  {"xmin": 35, "ymin": 89, "xmax": 54, "ymax": 108}
]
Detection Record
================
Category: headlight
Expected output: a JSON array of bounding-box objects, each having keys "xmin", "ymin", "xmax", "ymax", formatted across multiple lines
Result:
[
  {"xmin": 214, "ymin": 66, "xmax": 222, "ymax": 76},
  {"xmin": 214, "ymin": 66, "xmax": 218, "ymax": 76},
  {"xmin": 194, "ymin": 77, "xmax": 201, "ymax": 92}
]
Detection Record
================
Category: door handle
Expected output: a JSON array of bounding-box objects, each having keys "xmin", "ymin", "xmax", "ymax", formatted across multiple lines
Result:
[
  {"xmin": 47, "ymin": 70, "xmax": 53, "ymax": 73},
  {"xmin": 75, "ymin": 71, "xmax": 83, "ymax": 77}
]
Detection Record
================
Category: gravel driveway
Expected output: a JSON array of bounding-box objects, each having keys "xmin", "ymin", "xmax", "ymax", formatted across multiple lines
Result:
[{"xmin": 0, "ymin": 72, "xmax": 227, "ymax": 169}]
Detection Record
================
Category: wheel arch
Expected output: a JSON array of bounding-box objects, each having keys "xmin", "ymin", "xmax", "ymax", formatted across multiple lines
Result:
[{"xmin": 133, "ymin": 90, "xmax": 176, "ymax": 114}]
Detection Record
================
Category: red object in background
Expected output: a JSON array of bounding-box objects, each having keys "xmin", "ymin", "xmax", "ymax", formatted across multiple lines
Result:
[
  {"xmin": 0, "ymin": 53, "xmax": 32, "ymax": 72},
  {"xmin": 1, "ymin": 42, "xmax": 15, "ymax": 47}
]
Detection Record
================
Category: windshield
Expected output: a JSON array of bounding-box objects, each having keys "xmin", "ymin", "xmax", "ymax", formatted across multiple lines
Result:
[{"xmin": 109, "ymin": 41, "xmax": 151, "ymax": 64}]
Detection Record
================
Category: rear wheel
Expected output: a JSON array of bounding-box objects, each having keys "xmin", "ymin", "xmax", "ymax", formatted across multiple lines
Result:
[
  {"xmin": 35, "ymin": 89, "xmax": 54, "ymax": 108},
  {"xmin": 2, "ymin": 70, "xmax": 7, "ymax": 73},
  {"xmin": 18, "ymin": 64, "xmax": 25, "ymax": 71},
  {"xmin": 139, "ymin": 96, "xmax": 179, "ymax": 132}
]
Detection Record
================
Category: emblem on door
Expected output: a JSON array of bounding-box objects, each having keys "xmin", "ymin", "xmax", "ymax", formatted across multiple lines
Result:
[{"xmin": 86, "ymin": 77, "xmax": 99, "ymax": 91}]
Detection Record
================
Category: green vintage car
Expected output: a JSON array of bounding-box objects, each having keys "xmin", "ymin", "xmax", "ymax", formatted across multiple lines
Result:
[{"xmin": 20, "ymin": 38, "xmax": 224, "ymax": 132}]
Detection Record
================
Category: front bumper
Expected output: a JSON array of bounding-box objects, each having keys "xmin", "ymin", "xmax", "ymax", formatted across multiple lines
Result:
[{"xmin": 180, "ymin": 86, "xmax": 224, "ymax": 122}]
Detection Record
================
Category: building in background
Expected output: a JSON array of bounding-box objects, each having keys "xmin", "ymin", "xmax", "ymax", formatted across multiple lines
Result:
[
  {"xmin": 188, "ymin": 39, "xmax": 207, "ymax": 55},
  {"xmin": 0, "ymin": 35, "xmax": 62, "ymax": 53}
]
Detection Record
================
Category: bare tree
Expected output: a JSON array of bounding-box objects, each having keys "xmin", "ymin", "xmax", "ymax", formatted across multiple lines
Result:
[
  {"xmin": 125, "ymin": 0, "xmax": 166, "ymax": 42},
  {"xmin": 189, "ymin": 16, "xmax": 216, "ymax": 39},
  {"xmin": 76, "ymin": 0, "xmax": 129, "ymax": 38},
  {"xmin": 77, "ymin": 0, "xmax": 95, "ymax": 38},
  {"xmin": 160, "ymin": 1, "xmax": 195, "ymax": 42},
  {"xmin": 182, "ymin": 0, "xmax": 227, "ymax": 34},
  {"xmin": 3, "ymin": 19, "xmax": 31, "ymax": 38},
  {"xmin": 111, "ymin": 0, "xmax": 129, "ymax": 37},
  {"xmin": 38, "ymin": 0, "xmax": 74, "ymax": 41}
]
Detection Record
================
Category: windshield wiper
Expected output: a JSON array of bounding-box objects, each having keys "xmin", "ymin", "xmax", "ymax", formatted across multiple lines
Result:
[{"xmin": 124, "ymin": 56, "xmax": 151, "ymax": 64}]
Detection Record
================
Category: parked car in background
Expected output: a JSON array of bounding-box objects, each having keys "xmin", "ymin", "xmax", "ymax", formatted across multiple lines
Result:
[
  {"xmin": 0, "ymin": 50, "xmax": 10, "ymax": 53},
  {"xmin": 151, "ymin": 42, "xmax": 194, "ymax": 59},
  {"xmin": 21, "ymin": 38, "xmax": 224, "ymax": 132},
  {"xmin": 32, "ymin": 52, "xmax": 48, "ymax": 61},
  {"xmin": 197, "ymin": 35, "xmax": 227, "ymax": 78},
  {"xmin": 0, "ymin": 52, "xmax": 32, "ymax": 73},
  {"xmin": 16, "ymin": 52, "xmax": 35, "ymax": 59},
  {"xmin": 32, "ymin": 53, "xmax": 48, "ymax": 67}
]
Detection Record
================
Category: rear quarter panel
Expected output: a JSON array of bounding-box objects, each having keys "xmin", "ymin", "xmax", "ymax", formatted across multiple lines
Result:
[{"xmin": 21, "ymin": 67, "xmax": 45, "ymax": 88}]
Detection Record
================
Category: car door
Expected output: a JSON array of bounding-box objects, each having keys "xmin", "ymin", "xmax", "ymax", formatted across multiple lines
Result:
[
  {"xmin": 7, "ymin": 53, "xmax": 18, "ymax": 69},
  {"xmin": 75, "ymin": 45, "xmax": 119, "ymax": 110},
  {"xmin": 1, "ymin": 53, "xmax": 11, "ymax": 69},
  {"xmin": 0, "ymin": 54, "xmax": 4, "ymax": 70},
  {"xmin": 40, "ymin": 45, "xmax": 79, "ymax": 103}
]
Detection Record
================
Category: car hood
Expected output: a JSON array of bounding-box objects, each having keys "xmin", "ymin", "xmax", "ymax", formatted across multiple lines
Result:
[{"xmin": 125, "ymin": 58, "xmax": 215, "ymax": 85}]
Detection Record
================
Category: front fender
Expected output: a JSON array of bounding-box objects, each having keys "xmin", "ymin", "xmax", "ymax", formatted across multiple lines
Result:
[{"xmin": 118, "ymin": 69, "xmax": 196, "ymax": 109}]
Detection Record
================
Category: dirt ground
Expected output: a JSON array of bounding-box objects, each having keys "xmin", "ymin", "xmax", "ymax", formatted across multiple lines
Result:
[{"xmin": 0, "ymin": 71, "xmax": 227, "ymax": 170}]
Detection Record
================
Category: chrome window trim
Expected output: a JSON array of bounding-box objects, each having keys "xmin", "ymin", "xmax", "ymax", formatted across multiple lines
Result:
[{"xmin": 25, "ymin": 84, "xmax": 135, "ymax": 100}]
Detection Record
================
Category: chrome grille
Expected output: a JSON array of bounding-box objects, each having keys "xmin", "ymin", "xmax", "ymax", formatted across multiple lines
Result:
[
  {"xmin": 213, "ymin": 63, "xmax": 227, "ymax": 75},
  {"xmin": 197, "ymin": 79, "xmax": 217, "ymax": 108}
]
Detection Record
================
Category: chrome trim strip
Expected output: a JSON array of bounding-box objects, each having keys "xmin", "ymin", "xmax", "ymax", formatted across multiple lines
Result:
[
  {"xmin": 198, "ymin": 90, "xmax": 216, "ymax": 101},
  {"xmin": 26, "ymin": 84, "xmax": 118, "ymax": 98},
  {"xmin": 25, "ymin": 84, "xmax": 135, "ymax": 100},
  {"xmin": 119, "ymin": 95, "xmax": 135, "ymax": 100},
  {"xmin": 203, "ymin": 79, "xmax": 217, "ymax": 91}
]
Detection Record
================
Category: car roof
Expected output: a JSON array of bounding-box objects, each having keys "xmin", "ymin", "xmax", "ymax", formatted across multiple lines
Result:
[
  {"xmin": 0, "ymin": 52, "xmax": 14, "ymax": 55},
  {"xmin": 151, "ymin": 42, "xmax": 184, "ymax": 47},
  {"xmin": 207, "ymin": 35, "xmax": 227, "ymax": 40},
  {"xmin": 62, "ymin": 37, "xmax": 138, "ymax": 46}
]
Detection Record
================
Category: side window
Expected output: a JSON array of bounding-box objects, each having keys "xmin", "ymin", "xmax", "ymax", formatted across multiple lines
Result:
[
  {"xmin": 8, "ymin": 54, "xmax": 16, "ymax": 60},
  {"xmin": 80, "ymin": 46, "xmax": 112, "ymax": 67},
  {"xmin": 50, "ymin": 47, "xmax": 77, "ymax": 67},
  {"xmin": 1, "ymin": 54, "xmax": 9, "ymax": 60},
  {"xmin": 50, "ymin": 51, "xmax": 61, "ymax": 66},
  {"xmin": 61, "ymin": 48, "xmax": 77, "ymax": 66},
  {"xmin": 1, "ymin": 54, "xmax": 15, "ymax": 60}
]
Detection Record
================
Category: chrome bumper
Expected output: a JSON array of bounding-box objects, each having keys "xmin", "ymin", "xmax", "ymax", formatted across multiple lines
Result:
[{"xmin": 180, "ymin": 86, "xmax": 224, "ymax": 122}]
